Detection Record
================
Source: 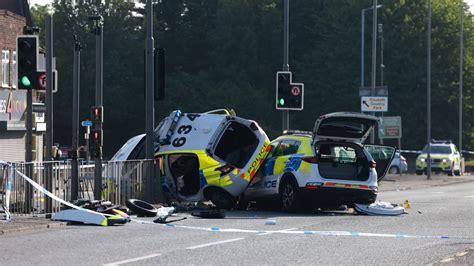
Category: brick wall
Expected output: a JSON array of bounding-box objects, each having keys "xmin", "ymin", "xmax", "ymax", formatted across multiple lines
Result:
[{"xmin": 0, "ymin": 10, "xmax": 26, "ymax": 88}]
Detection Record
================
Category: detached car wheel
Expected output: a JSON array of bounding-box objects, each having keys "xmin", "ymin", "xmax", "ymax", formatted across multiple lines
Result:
[
  {"xmin": 126, "ymin": 199, "xmax": 158, "ymax": 217},
  {"xmin": 280, "ymin": 179, "xmax": 302, "ymax": 212}
]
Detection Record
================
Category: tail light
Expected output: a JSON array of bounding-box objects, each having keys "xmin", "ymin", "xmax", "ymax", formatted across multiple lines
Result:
[
  {"xmin": 215, "ymin": 164, "xmax": 235, "ymax": 176},
  {"xmin": 369, "ymin": 160, "xmax": 377, "ymax": 168},
  {"xmin": 301, "ymin": 156, "xmax": 319, "ymax": 164}
]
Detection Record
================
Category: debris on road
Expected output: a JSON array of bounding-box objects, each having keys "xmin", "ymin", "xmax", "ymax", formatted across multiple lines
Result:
[
  {"xmin": 354, "ymin": 201, "xmax": 406, "ymax": 216},
  {"xmin": 265, "ymin": 219, "xmax": 276, "ymax": 225},
  {"xmin": 191, "ymin": 208, "xmax": 226, "ymax": 219}
]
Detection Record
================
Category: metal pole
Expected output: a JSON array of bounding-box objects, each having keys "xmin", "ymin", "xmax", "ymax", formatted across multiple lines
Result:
[
  {"xmin": 25, "ymin": 88, "xmax": 33, "ymax": 212},
  {"xmin": 145, "ymin": 0, "xmax": 156, "ymax": 202},
  {"xmin": 71, "ymin": 36, "xmax": 81, "ymax": 201},
  {"xmin": 398, "ymin": 138, "xmax": 402, "ymax": 176},
  {"xmin": 361, "ymin": 9, "xmax": 365, "ymax": 89},
  {"xmin": 427, "ymin": 0, "xmax": 432, "ymax": 180},
  {"xmin": 45, "ymin": 15, "xmax": 53, "ymax": 214},
  {"xmin": 93, "ymin": 18, "xmax": 103, "ymax": 200},
  {"xmin": 459, "ymin": 0, "xmax": 464, "ymax": 172},
  {"xmin": 379, "ymin": 24, "xmax": 384, "ymax": 145},
  {"xmin": 370, "ymin": 0, "xmax": 378, "ymax": 144},
  {"xmin": 282, "ymin": 0, "xmax": 289, "ymax": 131}
]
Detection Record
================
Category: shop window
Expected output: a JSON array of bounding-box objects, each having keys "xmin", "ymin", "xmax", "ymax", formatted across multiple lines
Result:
[{"xmin": 1, "ymin": 50, "xmax": 10, "ymax": 88}]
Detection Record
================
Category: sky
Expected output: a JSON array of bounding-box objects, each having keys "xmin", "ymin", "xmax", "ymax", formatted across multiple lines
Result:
[{"xmin": 29, "ymin": 0, "xmax": 474, "ymax": 8}]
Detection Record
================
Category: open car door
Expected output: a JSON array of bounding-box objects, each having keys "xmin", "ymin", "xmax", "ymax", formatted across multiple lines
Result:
[
  {"xmin": 313, "ymin": 112, "xmax": 379, "ymax": 143},
  {"xmin": 364, "ymin": 145, "xmax": 396, "ymax": 181}
]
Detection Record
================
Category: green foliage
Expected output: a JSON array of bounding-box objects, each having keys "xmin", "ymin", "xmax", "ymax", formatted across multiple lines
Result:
[{"xmin": 30, "ymin": 0, "xmax": 474, "ymax": 158}]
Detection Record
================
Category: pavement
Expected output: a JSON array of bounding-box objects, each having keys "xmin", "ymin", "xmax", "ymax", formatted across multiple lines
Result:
[{"xmin": 1, "ymin": 173, "xmax": 472, "ymax": 236}]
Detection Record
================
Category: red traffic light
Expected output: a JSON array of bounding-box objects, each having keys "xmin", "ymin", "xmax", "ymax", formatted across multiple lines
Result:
[{"xmin": 91, "ymin": 106, "xmax": 104, "ymax": 124}]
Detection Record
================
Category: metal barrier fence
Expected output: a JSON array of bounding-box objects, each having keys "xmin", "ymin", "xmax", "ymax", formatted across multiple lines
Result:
[{"xmin": 0, "ymin": 159, "xmax": 153, "ymax": 218}]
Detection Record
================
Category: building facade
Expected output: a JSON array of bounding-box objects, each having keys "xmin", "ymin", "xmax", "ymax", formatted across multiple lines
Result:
[{"xmin": 0, "ymin": 0, "xmax": 43, "ymax": 162}]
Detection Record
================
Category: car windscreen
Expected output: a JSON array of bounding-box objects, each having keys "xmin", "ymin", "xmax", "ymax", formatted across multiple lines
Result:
[
  {"xmin": 214, "ymin": 121, "xmax": 258, "ymax": 168},
  {"xmin": 422, "ymin": 145, "xmax": 451, "ymax": 154}
]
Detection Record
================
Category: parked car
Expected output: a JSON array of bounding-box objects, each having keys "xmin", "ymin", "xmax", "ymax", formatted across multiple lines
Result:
[
  {"xmin": 415, "ymin": 140, "xmax": 461, "ymax": 176},
  {"xmin": 111, "ymin": 109, "xmax": 270, "ymax": 209},
  {"xmin": 240, "ymin": 112, "xmax": 396, "ymax": 212},
  {"xmin": 388, "ymin": 152, "xmax": 408, "ymax": 174}
]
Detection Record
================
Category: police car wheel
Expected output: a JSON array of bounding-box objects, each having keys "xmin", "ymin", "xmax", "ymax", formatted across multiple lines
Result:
[
  {"xmin": 210, "ymin": 190, "xmax": 236, "ymax": 210},
  {"xmin": 126, "ymin": 199, "xmax": 158, "ymax": 217},
  {"xmin": 280, "ymin": 179, "xmax": 301, "ymax": 212},
  {"xmin": 447, "ymin": 164, "xmax": 454, "ymax": 176},
  {"xmin": 389, "ymin": 166, "xmax": 399, "ymax": 175}
]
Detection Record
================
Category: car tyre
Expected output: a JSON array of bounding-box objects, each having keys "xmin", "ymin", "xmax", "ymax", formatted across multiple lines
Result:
[
  {"xmin": 416, "ymin": 170, "xmax": 423, "ymax": 176},
  {"xmin": 209, "ymin": 189, "xmax": 236, "ymax": 210},
  {"xmin": 279, "ymin": 179, "xmax": 302, "ymax": 212},
  {"xmin": 454, "ymin": 170, "xmax": 461, "ymax": 176},
  {"xmin": 389, "ymin": 166, "xmax": 399, "ymax": 175},
  {"xmin": 235, "ymin": 194, "xmax": 249, "ymax": 210},
  {"xmin": 126, "ymin": 199, "xmax": 158, "ymax": 217}
]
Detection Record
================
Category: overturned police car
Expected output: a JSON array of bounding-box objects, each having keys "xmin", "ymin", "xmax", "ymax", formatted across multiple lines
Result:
[{"xmin": 111, "ymin": 109, "xmax": 270, "ymax": 209}]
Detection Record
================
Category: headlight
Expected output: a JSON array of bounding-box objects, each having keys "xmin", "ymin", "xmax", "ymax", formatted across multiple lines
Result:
[
  {"xmin": 420, "ymin": 158, "xmax": 425, "ymax": 162},
  {"xmin": 442, "ymin": 159, "xmax": 447, "ymax": 163}
]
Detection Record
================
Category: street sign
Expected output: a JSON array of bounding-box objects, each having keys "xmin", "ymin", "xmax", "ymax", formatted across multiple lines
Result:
[
  {"xmin": 378, "ymin": 116, "xmax": 402, "ymax": 139},
  {"xmin": 359, "ymin": 86, "xmax": 388, "ymax": 96},
  {"xmin": 361, "ymin": 96, "xmax": 388, "ymax": 112},
  {"xmin": 81, "ymin": 120, "xmax": 93, "ymax": 127},
  {"xmin": 35, "ymin": 70, "xmax": 58, "ymax": 93}
]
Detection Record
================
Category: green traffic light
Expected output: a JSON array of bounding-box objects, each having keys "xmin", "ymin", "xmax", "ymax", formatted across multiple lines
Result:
[
  {"xmin": 20, "ymin": 76, "xmax": 32, "ymax": 87},
  {"xmin": 279, "ymin": 98, "xmax": 285, "ymax": 106}
]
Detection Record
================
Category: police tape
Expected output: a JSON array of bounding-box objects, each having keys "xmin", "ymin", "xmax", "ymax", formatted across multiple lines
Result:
[{"xmin": 131, "ymin": 219, "xmax": 463, "ymax": 240}]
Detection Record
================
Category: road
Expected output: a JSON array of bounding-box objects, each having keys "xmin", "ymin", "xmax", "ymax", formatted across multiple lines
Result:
[{"xmin": 1, "ymin": 181, "xmax": 473, "ymax": 265}]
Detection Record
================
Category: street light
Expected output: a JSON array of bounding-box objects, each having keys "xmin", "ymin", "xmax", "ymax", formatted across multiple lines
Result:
[
  {"xmin": 361, "ymin": 4, "xmax": 382, "ymax": 89},
  {"xmin": 427, "ymin": 0, "xmax": 432, "ymax": 180}
]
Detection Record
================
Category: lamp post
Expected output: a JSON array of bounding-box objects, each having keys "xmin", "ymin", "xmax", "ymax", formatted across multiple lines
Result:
[
  {"xmin": 427, "ymin": 0, "xmax": 432, "ymax": 180},
  {"xmin": 361, "ymin": 4, "xmax": 382, "ymax": 89},
  {"xmin": 459, "ymin": 0, "xmax": 464, "ymax": 174}
]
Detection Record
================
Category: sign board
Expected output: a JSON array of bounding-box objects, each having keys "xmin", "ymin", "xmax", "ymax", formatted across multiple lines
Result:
[
  {"xmin": 36, "ymin": 70, "xmax": 58, "ymax": 93},
  {"xmin": 359, "ymin": 86, "xmax": 388, "ymax": 96},
  {"xmin": 378, "ymin": 116, "xmax": 402, "ymax": 139},
  {"xmin": 361, "ymin": 96, "xmax": 388, "ymax": 112},
  {"xmin": 81, "ymin": 120, "xmax": 93, "ymax": 127}
]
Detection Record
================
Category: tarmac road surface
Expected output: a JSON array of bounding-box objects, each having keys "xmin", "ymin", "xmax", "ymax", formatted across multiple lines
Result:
[{"xmin": 0, "ymin": 175, "xmax": 473, "ymax": 265}]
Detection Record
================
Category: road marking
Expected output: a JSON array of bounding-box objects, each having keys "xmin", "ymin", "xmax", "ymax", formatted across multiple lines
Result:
[
  {"xmin": 464, "ymin": 195, "xmax": 474, "ymax": 198},
  {"xmin": 455, "ymin": 251, "xmax": 468, "ymax": 257},
  {"xmin": 103, "ymin": 254, "xmax": 161, "ymax": 265},
  {"xmin": 186, "ymin": 238, "xmax": 245, "ymax": 250},
  {"xmin": 258, "ymin": 227, "xmax": 298, "ymax": 236},
  {"xmin": 440, "ymin": 257, "xmax": 454, "ymax": 263}
]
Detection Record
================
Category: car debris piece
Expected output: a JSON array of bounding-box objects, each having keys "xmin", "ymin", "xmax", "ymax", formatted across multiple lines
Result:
[
  {"xmin": 354, "ymin": 201, "xmax": 405, "ymax": 216},
  {"xmin": 153, "ymin": 206, "xmax": 187, "ymax": 224},
  {"xmin": 191, "ymin": 208, "xmax": 226, "ymax": 219},
  {"xmin": 126, "ymin": 199, "xmax": 158, "ymax": 217},
  {"xmin": 52, "ymin": 208, "xmax": 130, "ymax": 226},
  {"xmin": 265, "ymin": 219, "xmax": 276, "ymax": 225}
]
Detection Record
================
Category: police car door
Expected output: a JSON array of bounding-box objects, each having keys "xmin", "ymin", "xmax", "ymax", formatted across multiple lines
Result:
[
  {"xmin": 246, "ymin": 141, "xmax": 280, "ymax": 197},
  {"xmin": 259, "ymin": 140, "xmax": 299, "ymax": 196},
  {"xmin": 364, "ymin": 145, "xmax": 396, "ymax": 181}
]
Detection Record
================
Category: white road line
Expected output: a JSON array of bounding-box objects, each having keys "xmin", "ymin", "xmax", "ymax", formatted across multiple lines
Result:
[
  {"xmin": 464, "ymin": 195, "xmax": 474, "ymax": 198},
  {"xmin": 186, "ymin": 238, "xmax": 245, "ymax": 250},
  {"xmin": 440, "ymin": 257, "xmax": 455, "ymax": 263},
  {"xmin": 258, "ymin": 227, "xmax": 298, "ymax": 236},
  {"xmin": 103, "ymin": 254, "xmax": 162, "ymax": 266}
]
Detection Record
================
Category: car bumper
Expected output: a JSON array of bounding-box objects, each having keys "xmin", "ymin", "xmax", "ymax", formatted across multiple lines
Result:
[
  {"xmin": 416, "ymin": 161, "xmax": 453, "ymax": 171},
  {"xmin": 300, "ymin": 187, "xmax": 377, "ymax": 207}
]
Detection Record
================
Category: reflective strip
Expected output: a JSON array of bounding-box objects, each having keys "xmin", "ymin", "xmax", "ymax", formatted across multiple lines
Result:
[{"xmin": 323, "ymin": 182, "xmax": 371, "ymax": 189}]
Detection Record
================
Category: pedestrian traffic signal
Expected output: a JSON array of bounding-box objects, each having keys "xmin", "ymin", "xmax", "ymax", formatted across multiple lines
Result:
[
  {"xmin": 91, "ymin": 129, "xmax": 103, "ymax": 147},
  {"xmin": 276, "ymin": 71, "xmax": 304, "ymax": 110},
  {"xmin": 16, "ymin": 36, "xmax": 38, "ymax": 90},
  {"xmin": 91, "ymin": 106, "xmax": 103, "ymax": 125}
]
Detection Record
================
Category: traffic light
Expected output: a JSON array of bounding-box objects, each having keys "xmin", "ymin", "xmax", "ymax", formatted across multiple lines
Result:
[
  {"xmin": 91, "ymin": 129, "xmax": 103, "ymax": 147},
  {"xmin": 16, "ymin": 36, "xmax": 38, "ymax": 90},
  {"xmin": 276, "ymin": 71, "xmax": 304, "ymax": 110},
  {"xmin": 91, "ymin": 106, "xmax": 103, "ymax": 125}
]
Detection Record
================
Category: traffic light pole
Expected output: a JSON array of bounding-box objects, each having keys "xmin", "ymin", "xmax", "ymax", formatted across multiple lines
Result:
[
  {"xmin": 282, "ymin": 0, "xmax": 290, "ymax": 131},
  {"xmin": 145, "ymin": 0, "xmax": 157, "ymax": 202},
  {"xmin": 71, "ymin": 36, "xmax": 81, "ymax": 201},
  {"xmin": 45, "ymin": 15, "xmax": 54, "ymax": 215},
  {"xmin": 92, "ymin": 17, "xmax": 103, "ymax": 200},
  {"xmin": 370, "ymin": 0, "xmax": 378, "ymax": 144}
]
